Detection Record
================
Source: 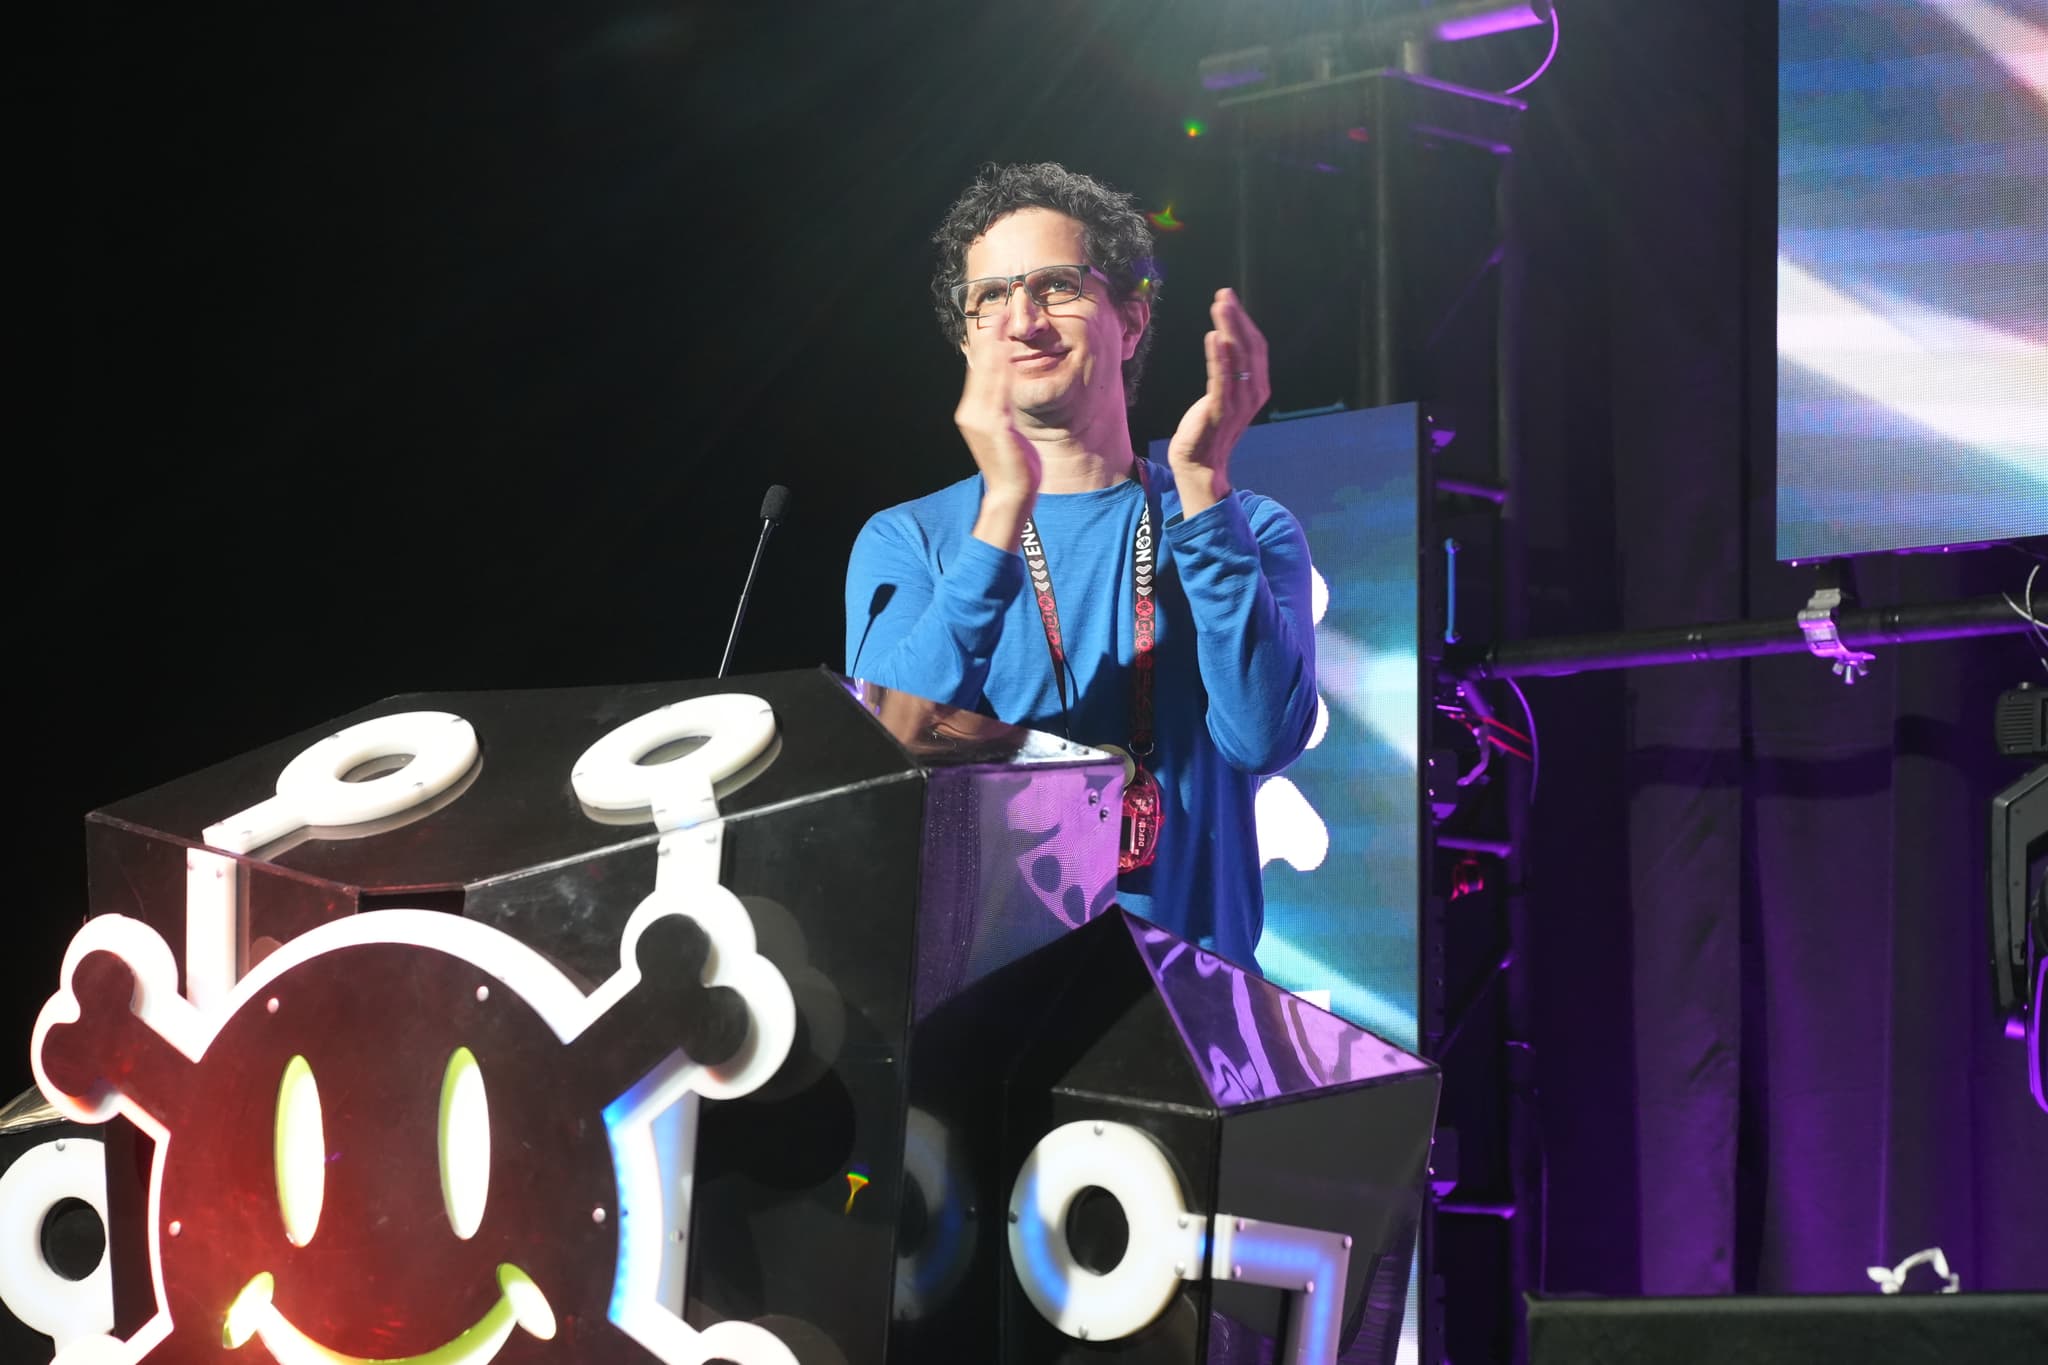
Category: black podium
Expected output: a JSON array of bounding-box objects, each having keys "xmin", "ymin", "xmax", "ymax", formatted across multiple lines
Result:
[{"xmin": 14, "ymin": 669, "xmax": 1436, "ymax": 1363}]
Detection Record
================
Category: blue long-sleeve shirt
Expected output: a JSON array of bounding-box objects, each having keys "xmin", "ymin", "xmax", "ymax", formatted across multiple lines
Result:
[{"xmin": 844, "ymin": 457, "xmax": 1317, "ymax": 963}]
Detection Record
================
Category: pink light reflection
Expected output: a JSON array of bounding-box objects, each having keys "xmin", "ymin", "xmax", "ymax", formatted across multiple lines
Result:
[{"xmin": 1435, "ymin": 4, "xmax": 1547, "ymax": 43}]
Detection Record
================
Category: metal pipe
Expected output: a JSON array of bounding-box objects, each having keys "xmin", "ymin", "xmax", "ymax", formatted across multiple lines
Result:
[
  {"xmin": 1455, "ymin": 595, "xmax": 2033, "ymax": 679},
  {"xmin": 1363, "ymin": 78, "xmax": 1404, "ymax": 407},
  {"xmin": 1495, "ymin": 145, "xmax": 1542, "ymax": 1318}
]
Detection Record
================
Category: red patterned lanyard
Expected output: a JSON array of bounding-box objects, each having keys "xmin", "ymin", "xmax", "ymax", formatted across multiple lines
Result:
[
  {"xmin": 1016, "ymin": 462, "xmax": 1163, "ymax": 872},
  {"xmin": 1016, "ymin": 462, "xmax": 1156, "ymax": 752}
]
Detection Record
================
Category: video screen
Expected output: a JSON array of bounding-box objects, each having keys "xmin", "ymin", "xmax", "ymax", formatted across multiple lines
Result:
[
  {"xmin": 1777, "ymin": 0, "xmax": 2048, "ymax": 560},
  {"xmin": 1160, "ymin": 401, "xmax": 1424, "ymax": 1363}
]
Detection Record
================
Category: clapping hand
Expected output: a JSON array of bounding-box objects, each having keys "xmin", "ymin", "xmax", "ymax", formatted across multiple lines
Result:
[
  {"xmin": 957, "ymin": 350, "xmax": 1042, "ymax": 549},
  {"xmin": 1166, "ymin": 288, "xmax": 1270, "ymax": 516}
]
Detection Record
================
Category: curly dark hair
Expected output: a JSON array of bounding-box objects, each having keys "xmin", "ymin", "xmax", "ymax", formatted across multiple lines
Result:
[{"xmin": 930, "ymin": 162, "xmax": 1160, "ymax": 405}]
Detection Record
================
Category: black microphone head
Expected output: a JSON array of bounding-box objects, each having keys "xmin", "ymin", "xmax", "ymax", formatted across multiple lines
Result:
[{"xmin": 760, "ymin": 484, "xmax": 792, "ymax": 523}]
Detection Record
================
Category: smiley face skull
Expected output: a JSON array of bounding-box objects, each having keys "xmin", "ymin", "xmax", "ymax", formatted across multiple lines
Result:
[{"xmin": 32, "ymin": 891, "xmax": 799, "ymax": 1365}]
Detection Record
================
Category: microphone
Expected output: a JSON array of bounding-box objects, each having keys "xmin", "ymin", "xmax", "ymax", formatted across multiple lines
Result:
[{"xmin": 718, "ymin": 485, "xmax": 791, "ymax": 679}]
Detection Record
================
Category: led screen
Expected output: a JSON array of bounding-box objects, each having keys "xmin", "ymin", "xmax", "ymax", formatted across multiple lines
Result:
[
  {"xmin": 1160, "ymin": 401, "xmax": 1423, "ymax": 1364},
  {"xmin": 1777, "ymin": 0, "xmax": 2048, "ymax": 559}
]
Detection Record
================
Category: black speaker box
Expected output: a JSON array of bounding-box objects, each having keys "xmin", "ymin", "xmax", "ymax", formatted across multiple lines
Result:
[{"xmin": 1526, "ymin": 1291, "xmax": 2048, "ymax": 1364}]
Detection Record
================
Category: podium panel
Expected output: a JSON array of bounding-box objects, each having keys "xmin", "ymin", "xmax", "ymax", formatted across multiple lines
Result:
[
  {"xmin": 31, "ymin": 669, "xmax": 1122, "ymax": 1362},
  {"xmin": 991, "ymin": 912, "xmax": 1439, "ymax": 1365},
  {"xmin": 28, "ymin": 667, "xmax": 1438, "ymax": 1362}
]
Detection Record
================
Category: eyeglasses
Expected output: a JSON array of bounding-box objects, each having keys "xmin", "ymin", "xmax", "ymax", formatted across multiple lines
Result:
[{"xmin": 951, "ymin": 264, "xmax": 1108, "ymax": 319}]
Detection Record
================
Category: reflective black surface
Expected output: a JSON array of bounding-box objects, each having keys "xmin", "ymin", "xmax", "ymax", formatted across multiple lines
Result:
[
  {"xmin": 979, "ymin": 911, "xmax": 1440, "ymax": 1365},
  {"xmin": 1130, "ymin": 919, "xmax": 1434, "ymax": 1107},
  {"xmin": 69, "ymin": 670, "xmax": 1432, "ymax": 1361},
  {"xmin": 95, "ymin": 670, "xmax": 913, "ymax": 888},
  {"xmin": 78, "ymin": 666, "xmax": 1127, "ymax": 1360}
]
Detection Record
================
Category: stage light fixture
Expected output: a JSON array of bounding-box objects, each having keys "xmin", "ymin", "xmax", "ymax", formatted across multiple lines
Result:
[
  {"xmin": 1988, "ymin": 759, "xmax": 2045, "ymax": 1116},
  {"xmin": 1199, "ymin": 0, "xmax": 1553, "ymax": 94},
  {"xmin": 1425, "ymin": 0, "xmax": 1553, "ymax": 44}
]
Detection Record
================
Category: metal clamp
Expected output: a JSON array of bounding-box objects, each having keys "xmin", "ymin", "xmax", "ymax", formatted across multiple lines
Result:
[{"xmin": 1797, "ymin": 586, "xmax": 1875, "ymax": 685}]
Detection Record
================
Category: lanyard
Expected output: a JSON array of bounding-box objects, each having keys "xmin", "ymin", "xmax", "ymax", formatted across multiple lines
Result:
[{"xmin": 1016, "ymin": 462, "xmax": 1156, "ymax": 754}]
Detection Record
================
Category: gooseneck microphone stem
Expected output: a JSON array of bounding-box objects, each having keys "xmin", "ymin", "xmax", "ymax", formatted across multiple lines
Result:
[{"xmin": 719, "ymin": 485, "xmax": 790, "ymax": 680}]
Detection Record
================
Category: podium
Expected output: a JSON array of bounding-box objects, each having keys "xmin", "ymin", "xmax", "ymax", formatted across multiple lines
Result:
[{"xmin": 11, "ymin": 669, "xmax": 1436, "ymax": 1363}]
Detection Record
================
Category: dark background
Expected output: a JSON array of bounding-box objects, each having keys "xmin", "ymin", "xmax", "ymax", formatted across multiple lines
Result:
[
  {"xmin": 39, "ymin": 0, "xmax": 1466, "ymax": 1056},
  {"xmin": 32, "ymin": 0, "xmax": 2048, "ymax": 1347}
]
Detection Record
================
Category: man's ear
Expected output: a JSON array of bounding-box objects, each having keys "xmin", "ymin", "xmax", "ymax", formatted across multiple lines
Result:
[{"xmin": 1118, "ymin": 295, "xmax": 1151, "ymax": 362}]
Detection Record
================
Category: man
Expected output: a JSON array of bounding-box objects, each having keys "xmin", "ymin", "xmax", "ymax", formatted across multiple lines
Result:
[{"xmin": 844, "ymin": 161, "xmax": 1316, "ymax": 965}]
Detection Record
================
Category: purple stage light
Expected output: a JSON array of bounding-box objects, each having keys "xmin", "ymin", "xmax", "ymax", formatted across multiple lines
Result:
[{"xmin": 1434, "ymin": 2, "xmax": 1551, "ymax": 44}]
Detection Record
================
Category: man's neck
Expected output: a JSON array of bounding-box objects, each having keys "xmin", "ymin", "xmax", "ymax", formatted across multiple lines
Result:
[{"xmin": 1018, "ymin": 407, "xmax": 1139, "ymax": 493}]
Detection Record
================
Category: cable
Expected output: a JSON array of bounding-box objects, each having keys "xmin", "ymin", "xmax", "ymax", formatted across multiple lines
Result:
[
  {"xmin": 1505, "ymin": 675, "xmax": 1541, "ymax": 804},
  {"xmin": 1488, "ymin": 734, "xmax": 1534, "ymax": 763},
  {"xmin": 1501, "ymin": 4, "xmax": 1562, "ymax": 96},
  {"xmin": 1536, "ymin": 1083, "xmax": 1550, "ymax": 1292},
  {"xmin": 2034, "ymin": 565, "xmax": 2048, "ymax": 654},
  {"xmin": 2003, "ymin": 564, "xmax": 2046, "ymax": 627},
  {"xmin": 1452, "ymin": 711, "xmax": 1494, "ymax": 788},
  {"xmin": 1479, "ymin": 714, "xmax": 1532, "ymax": 745},
  {"xmin": 2003, "ymin": 564, "xmax": 2048, "ymax": 673},
  {"xmin": 2003, "ymin": 597, "xmax": 2048, "ymax": 667},
  {"xmin": 2004, "ymin": 540, "xmax": 2048, "ymax": 564},
  {"xmin": 1448, "ymin": 682, "xmax": 1541, "ymax": 789}
]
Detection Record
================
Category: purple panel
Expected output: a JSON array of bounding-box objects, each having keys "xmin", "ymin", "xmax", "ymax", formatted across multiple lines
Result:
[
  {"xmin": 846, "ymin": 675, "xmax": 1117, "ymax": 772},
  {"xmin": 913, "ymin": 760, "xmax": 1122, "ymax": 1019},
  {"xmin": 1128, "ymin": 918, "xmax": 1432, "ymax": 1109}
]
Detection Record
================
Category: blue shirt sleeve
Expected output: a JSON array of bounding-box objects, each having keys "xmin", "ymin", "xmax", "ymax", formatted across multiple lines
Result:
[
  {"xmin": 844, "ymin": 509, "xmax": 1025, "ymax": 708},
  {"xmin": 1164, "ymin": 491, "xmax": 1319, "ymax": 775}
]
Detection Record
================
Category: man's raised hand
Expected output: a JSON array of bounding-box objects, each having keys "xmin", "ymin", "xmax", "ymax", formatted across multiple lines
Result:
[
  {"xmin": 1166, "ymin": 288, "xmax": 1271, "ymax": 517},
  {"xmin": 958, "ymin": 353, "xmax": 1042, "ymax": 550}
]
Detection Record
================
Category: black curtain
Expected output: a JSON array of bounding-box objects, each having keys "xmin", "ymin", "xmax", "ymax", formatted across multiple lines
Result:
[{"xmin": 1515, "ymin": 0, "xmax": 2048, "ymax": 1298}]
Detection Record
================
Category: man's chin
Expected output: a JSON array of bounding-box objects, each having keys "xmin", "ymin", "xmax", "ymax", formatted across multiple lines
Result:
[{"xmin": 1013, "ymin": 376, "xmax": 1077, "ymax": 421}]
